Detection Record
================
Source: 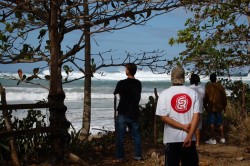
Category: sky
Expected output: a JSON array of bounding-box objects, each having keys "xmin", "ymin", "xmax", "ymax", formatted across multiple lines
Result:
[{"xmin": 0, "ymin": 7, "xmax": 191, "ymax": 73}]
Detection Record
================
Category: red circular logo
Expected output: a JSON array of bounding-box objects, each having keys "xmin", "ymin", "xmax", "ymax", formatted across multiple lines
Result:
[{"xmin": 171, "ymin": 93, "xmax": 192, "ymax": 113}]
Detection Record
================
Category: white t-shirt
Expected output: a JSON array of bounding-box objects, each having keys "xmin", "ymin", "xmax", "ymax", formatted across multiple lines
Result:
[
  {"xmin": 189, "ymin": 84, "xmax": 205, "ymax": 129},
  {"xmin": 189, "ymin": 84, "xmax": 205, "ymax": 113},
  {"xmin": 156, "ymin": 85, "xmax": 200, "ymax": 144}
]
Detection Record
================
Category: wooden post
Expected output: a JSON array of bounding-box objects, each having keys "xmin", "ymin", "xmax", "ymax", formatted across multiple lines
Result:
[
  {"xmin": 114, "ymin": 95, "xmax": 117, "ymax": 131},
  {"xmin": 153, "ymin": 88, "xmax": 159, "ymax": 144},
  {"xmin": 0, "ymin": 84, "xmax": 20, "ymax": 166},
  {"xmin": 242, "ymin": 83, "xmax": 246, "ymax": 117}
]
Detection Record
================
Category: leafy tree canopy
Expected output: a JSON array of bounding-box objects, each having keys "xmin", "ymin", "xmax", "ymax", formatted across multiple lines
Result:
[{"xmin": 169, "ymin": 0, "xmax": 250, "ymax": 76}]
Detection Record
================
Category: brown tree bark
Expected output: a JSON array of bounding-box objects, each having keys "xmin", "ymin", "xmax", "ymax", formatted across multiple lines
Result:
[
  {"xmin": 0, "ymin": 84, "xmax": 20, "ymax": 166},
  {"xmin": 48, "ymin": 0, "xmax": 70, "ymax": 161},
  {"xmin": 80, "ymin": 0, "xmax": 92, "ymax": 141}
]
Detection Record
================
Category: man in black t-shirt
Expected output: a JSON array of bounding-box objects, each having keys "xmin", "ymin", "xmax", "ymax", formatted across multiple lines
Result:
[{"xmin": 113, "ymin": 63, "xmax": 142, "ymax": 162}]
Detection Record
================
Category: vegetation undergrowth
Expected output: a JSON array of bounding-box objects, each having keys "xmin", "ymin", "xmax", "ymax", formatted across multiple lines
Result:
[
  {"xmin": 225, "ymin": 101, "xmax": 250, "ymax": 146},
  {"xmin": 0, "ymin": 109, "xmax": 51, "ymax": 165},
  {"xmin": 224, "ymin": 80, "xmax": 250, "ymax": 146}
]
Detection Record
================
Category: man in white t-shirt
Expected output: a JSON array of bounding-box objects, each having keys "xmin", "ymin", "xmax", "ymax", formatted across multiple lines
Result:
[
  {"xmin": 156, "ymin": 66, "xmax": 200, "ymax": 166},
  {"xmin": 189, "ymin": 74, "xmax": 205, "ymax": 146}
]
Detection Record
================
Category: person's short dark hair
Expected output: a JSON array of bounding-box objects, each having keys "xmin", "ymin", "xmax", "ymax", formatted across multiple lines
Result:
[
  {"xmin": 210, "ymin": 73, "xmax": 217, "ymax": 82},
  {"xmin": 125, "ymin": 63, "xmax": 137, "ymax": 76},
  {"xmin": 190, "ymin": 74, "xmax": 200, "ymax": 86}
]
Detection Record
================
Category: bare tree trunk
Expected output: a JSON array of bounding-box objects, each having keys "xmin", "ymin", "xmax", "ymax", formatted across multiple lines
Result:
[
  {"xmin": 239, "ymin": 0, "xmax": 249, "ymax": 115},
  {"xmin": 80, "ymin": 0, "xmax": 92, "ymax": 141},
  {"xmin": 0, "ymin": 84, "xmax": 20, "ymax": 166},
  {"xmin": 48, "ymin": 0, "xmax": 69, "ymax": 161},
  {"xmin": 45, "ymin": 1, "xmax": 88, "ymax": 164}
]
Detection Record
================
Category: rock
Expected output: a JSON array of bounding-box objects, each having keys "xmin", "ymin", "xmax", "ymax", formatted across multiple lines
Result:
[
  {"xmin": 235, "ymin": 157, "xmax": 244, "ymax": 161},
  {"xmin": 149, "ymin": 152, "xmax": 165, "ymax": 166},
  {"xmin": 151, "ymin": 151, "xmax": 159, "ymax": 159},
  {"xmin": 245, "ymin": 147, "xmax": 250, "ymax": 153}
]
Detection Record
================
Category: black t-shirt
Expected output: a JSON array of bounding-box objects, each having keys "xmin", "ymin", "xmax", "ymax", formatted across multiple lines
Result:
[{"xmin": 113, "ymin": 78, "xmax": 142, "ymax": 119}]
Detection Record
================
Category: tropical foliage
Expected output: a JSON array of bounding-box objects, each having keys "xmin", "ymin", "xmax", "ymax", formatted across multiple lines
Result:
[
  {"xmin": 169, "ymin": 0, "xmax": 250, "ymax": 75},
  {"xmin": 0, "ymin": 110, "xmax": 51, "ymax": 164}
]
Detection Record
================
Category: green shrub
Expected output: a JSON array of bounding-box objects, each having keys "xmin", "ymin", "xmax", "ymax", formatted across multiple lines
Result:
[
  {"xmin": 139, "ymin": 96, "xmax": 164, "ymax": 143},
  {"xmin": 0, "ymin": 109, "xmax": 51, "ymax": 164}
]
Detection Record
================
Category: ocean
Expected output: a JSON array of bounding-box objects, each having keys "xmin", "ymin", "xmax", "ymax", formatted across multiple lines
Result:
[{"xmin": 0, "ymin": 70, "xmax": 250, "ymax": 135}]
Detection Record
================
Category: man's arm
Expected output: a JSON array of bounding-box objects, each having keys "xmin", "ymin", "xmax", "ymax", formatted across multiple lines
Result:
[
  {"xmin": 203, "ymin": 87, "xmax": 209, "ymax": 112},
  {"xmin": 160, "ymin": 116, "xmax": 191, "ymax": 132},
  {"xmin": 183, "ymin": 113, "xmax": 200, "ymax": 147}
]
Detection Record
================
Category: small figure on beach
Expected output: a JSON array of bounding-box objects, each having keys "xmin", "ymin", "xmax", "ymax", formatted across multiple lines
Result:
[
  {"xmin": 204, "ymin": 73, "xmax": 227, "ymax": 145},
  {"xmin": 113, "ymin": 63, "xmax": 143, "ymax": 162},
  {"xmin": 156, "ymin": 66, "xmax": 200, "ymax": 166},
  {"xmin": 189, "ymin": 73, "xmax": 205, "ymax": 146}
]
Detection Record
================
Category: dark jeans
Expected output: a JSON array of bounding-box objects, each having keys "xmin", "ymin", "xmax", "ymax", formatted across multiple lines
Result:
[
  {"xmin": 165, "ymin": 142, "xmax": 198, "ymax": 166},
  {"xmin": 115, "ymin": 115, "xmax": 142, "ymax": 159}
]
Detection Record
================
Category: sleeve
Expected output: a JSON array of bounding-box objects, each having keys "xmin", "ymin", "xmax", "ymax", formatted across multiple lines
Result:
[
  {"xmin": 156, "ymin": 93, "xmax": 169, "ymax": 116},
  {"xmin": 113, "ymin": 81, "xmax": 121, "ymax": 95},
  {"xmin": 193, "ymin": 92, "xmax": 201, "ymax": 114}
]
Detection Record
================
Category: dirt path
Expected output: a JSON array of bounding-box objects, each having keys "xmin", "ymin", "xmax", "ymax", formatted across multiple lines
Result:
[
  {"xmin": 88, "ymin": 142, "xmax": 250, "ymax": 166},
  {"xmin": 198, "ymin": 144, "xmax": 250, "ymax": 166}
]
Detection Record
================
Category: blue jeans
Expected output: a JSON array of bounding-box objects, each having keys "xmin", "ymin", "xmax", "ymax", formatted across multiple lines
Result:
[{"xmin": 115, "ymin": 115, "xmax": 142, "ymax": 159}]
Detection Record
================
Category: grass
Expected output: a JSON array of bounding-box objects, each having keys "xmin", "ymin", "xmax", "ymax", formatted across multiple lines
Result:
[{"xmin": 226, "ymin": 101, "xmax": 250, "ymax": 146}]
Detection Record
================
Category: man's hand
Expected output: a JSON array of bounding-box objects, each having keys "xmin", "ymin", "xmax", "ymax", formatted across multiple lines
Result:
[
  {"xmin": 183, "ymin": 136, "xmax": 192, "ymax": 147},
  {"xmin": 182, "ymin": 123, "xmax": 191, "ymax": 133}
]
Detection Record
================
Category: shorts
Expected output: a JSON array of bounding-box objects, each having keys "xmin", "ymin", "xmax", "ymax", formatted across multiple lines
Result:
[{"xmin": 206, "ymin": 112, "xmax": 223, "ymax": 126}]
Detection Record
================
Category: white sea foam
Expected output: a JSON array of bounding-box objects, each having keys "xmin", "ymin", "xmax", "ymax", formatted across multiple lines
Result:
[
  {"xmin": 4, "ymin": 89, "xmax": 154, "ymax": 102},
  {"xmin": 43, "ymin": 69, "xmax": 250, "ymax": 82},
  {"xmin": 1, "ymin": 70, "xmax": 250, "ymax": 82}
]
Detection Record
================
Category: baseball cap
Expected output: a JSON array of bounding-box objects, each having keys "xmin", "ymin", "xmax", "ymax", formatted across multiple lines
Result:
[{"xmin": 171, "ymin": 66, "xmax": 185, "ymax": 84}]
